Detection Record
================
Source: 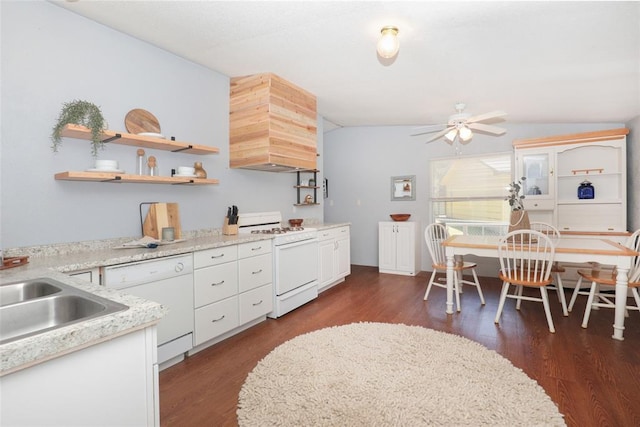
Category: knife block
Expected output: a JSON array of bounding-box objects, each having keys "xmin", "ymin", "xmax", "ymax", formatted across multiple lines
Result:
[{"xmin": 223, "ymin": 217, "xmax": 238, "ymax": 235}]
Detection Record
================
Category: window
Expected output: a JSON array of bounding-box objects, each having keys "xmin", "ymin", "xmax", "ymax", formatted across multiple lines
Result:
[{"xmin": 430, "ymin": 152, "xmax": 512, "ymax": 236}]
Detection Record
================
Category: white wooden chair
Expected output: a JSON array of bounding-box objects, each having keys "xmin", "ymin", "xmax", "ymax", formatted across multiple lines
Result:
[
  {"xmin": 495, "ymin": 229, "xmax": 557, "ymax": 333},
  {"xmin": 424, "ymin": 223, "xmax": 485, "ymax": 312},
  {"xmin": 572, "ymin": 229, "xmax": 640, "ymax": 328},
  {"xmin": 529, "ymin": 222, "xmax": 568, "ymax": 316}
]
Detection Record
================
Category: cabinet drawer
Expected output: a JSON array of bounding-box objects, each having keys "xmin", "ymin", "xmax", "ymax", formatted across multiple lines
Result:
[
  {"xmin": 317, "ymin": 229, "xmax": 334, "ymax": 241},
  {"xmin": 194, "ymin": 262, "xmax": 238, "ymax": 308},
  {"xmin": 238, "ymin": 253, "xmax": 273, "ymax": 293},
  {"xmin": 318, "ymin": 226, "xmax": 348, "ymax": 241},
  {"xmin": 194, "ymin": 246, "xmax": 238, "ymax": 268},
  {"xmin": 558, "ymin": 204, "xmax": 624, "ymax": 232},
  {"xmin": 524, "ymin": 198, "xmax": 555, "ymax": 211},
  {"xmin": 194, "ymin": 296, "xmax": 239, "ymax": 346},
  {"xmin": 238, "ymin": 241, "xmax": 271, "ymax": 258},
  {"xmin": 239, "ymin": 283, "xmax": 273, "ymax": 324}
]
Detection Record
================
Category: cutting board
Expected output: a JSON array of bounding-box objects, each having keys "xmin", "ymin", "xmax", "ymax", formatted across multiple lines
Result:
[
  {"xmin": 125, "ymin": 109, "xmax": 161, "ymax": 134},
  {"xmin": 142, "ymin": 203, "xmax": 181, "ymax": 239}
]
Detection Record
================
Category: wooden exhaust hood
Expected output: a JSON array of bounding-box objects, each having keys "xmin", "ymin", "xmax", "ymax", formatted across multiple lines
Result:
[{"xmin": 229, "ymin": 73, "xmax": 317, "ymax": 172}]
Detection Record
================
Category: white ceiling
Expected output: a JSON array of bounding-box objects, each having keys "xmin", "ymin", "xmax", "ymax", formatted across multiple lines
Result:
[{"xmin": 52, "ymin": 1, "xmax": 640, "ymax": 131}]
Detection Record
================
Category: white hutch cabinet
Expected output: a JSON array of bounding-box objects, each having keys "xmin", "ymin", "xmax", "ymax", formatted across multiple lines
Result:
[
  {"xmin": 514, "ymin": 128, "xmax": 628, "ymax": 233},
  {"xmin": 378, "ymin": 221, "xmax": 421, "ymax": 276}
]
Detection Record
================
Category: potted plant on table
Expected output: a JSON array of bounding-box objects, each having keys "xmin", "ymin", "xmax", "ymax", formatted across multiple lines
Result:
[
  {"xmin": 51, "ymin": 99, "xmax": 107, "ymax": 158},
  {"xmin": 506, "ymin": 176, "xmax": 531, "ymax": 232}
]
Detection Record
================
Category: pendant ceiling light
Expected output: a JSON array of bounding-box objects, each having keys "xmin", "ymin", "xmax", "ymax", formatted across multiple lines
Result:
[{"xmin": 377, "ymin": 26, "xmax": 399, "ymax": 58}]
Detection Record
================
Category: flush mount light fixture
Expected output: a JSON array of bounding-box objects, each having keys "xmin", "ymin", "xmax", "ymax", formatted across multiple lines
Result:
[{"xmin": 377, "ymin": 26, "xmax": 399, "ymax": 58}]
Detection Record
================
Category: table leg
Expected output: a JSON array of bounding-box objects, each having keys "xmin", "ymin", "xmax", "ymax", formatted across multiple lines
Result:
[
  {"xmin": 613, "ymin": 265, "xmax": 629, "ymax": 340},
  {"xmin": 445, "ymin": 251, "xmax": 455, "ymax": 314}
]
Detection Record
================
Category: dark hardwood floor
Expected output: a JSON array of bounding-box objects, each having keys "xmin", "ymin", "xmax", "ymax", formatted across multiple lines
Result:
[{"xmin": 160, "ymin": 265, "xmax": 640, "ymax": 426}]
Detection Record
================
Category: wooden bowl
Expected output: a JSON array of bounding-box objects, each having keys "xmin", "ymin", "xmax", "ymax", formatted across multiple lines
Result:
[
  {"xmin": 289, "ymin": 218, "xmax": 303, "ymax": 227},
  {"xmin": 390, "ymin": 214, "xmax": 411, "ymax": 222}
]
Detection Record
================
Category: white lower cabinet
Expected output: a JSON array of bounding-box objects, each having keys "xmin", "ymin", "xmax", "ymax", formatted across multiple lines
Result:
[
  {"xmin": 237, "ymin": 241, "xmax": 273, "ymax": 321},
  {"xmin": 194, "ymin": 296, "xmax": 239, "ymax": 345},
  {"xmin": 378, "ymin": 221, "xmax": 420, "ymax": 276},
  {"xmin": 239, "ymin": 283, "xmax": 273, "ymax": 324},
  {"xmin": 192, "ymin": 240, "xmax": 272, "ymax": 349},
  {"xmin": 0, "ymin": 327, "xmax": 159, "ymax": 426},
  {"xmin": 193, "ymin": 246, "xmax": 239, "ymax": 346},
  {"xmin": 318, "ymin": 226, "xmax": 351, "ymax": 291}
]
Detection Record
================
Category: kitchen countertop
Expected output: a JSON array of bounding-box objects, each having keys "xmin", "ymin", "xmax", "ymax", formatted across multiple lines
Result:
[{"xmin": 0, "ymin": 223, "xmax": 349, "ymax": 376}]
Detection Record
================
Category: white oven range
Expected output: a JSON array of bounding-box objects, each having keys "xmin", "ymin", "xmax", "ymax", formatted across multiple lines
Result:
[{"xmin": 238, "ymin": 212, "xmax": 319, "ymax": 318}]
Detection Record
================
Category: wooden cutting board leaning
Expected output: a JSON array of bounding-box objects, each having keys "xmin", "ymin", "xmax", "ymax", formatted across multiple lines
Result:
[
  {"xmin": 125, "ymin": 108, "xmax": 161, "ymax": 134},
  {"xmin": 142, "ymin": 203, "xmax": 182, "ymax": 240}
]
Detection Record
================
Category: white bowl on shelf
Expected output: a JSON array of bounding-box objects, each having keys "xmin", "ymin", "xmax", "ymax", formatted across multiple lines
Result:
[
  {"xmin": 178, "ymin": 166, "xmax": 195, "ymax": 176},
  {"xmin": 94, "ymin": 159, "xmax": 119, "ymax": 170}
]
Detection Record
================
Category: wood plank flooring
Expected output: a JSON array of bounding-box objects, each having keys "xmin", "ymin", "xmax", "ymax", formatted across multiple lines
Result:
[{"xmin": 159, "ymin": 265, "xmax": 640, "ymax": 426}]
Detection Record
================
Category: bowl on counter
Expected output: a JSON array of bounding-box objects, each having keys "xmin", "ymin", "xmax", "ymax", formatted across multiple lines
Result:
[
  {"xmin": 289, "ymin": 218, "xmax": 303, "ymax": 227},
  {"xmin": 390, "ymin": 214, "xmax": 411, "ymax": 222}
]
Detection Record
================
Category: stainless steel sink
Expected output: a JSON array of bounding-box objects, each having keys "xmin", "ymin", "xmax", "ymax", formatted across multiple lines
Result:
[
  {"xmin": 0, "ymin": 280, "xmax": 62, "ymax": 307},
  {"xmin": 0, "ymin": 278, "xmax": 128, "ymax": 345}
]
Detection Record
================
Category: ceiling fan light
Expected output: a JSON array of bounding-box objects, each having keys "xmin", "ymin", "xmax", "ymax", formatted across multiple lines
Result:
[
  {"xmin": 444, "ymin": 128, "xmax": 458, "ymax": 143},
  {"xmin": 459, "ymin": 126, "xmax": 473, "ymax": 142},
  {"xmin": 377, "ymin": 26, "xmax": 399, "ymax": 58}
]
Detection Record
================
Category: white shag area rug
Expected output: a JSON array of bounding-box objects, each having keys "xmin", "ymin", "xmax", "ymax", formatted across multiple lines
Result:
[{"xmin": 237, "ymin": 322, "xmax": 565, "ymax": 426}]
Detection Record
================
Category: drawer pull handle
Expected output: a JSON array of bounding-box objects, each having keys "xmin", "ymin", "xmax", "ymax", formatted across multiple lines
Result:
[
  {"xmin": 252, "ymin": 269, "xmax": 263, "ymax": 275},
  {"xmin": 210, "ymin": 280, "xmax": 225, "ymax": 286},
  {"xmin": 211, "ymin": 254, "xmax": 225, "ymax": 259},
  {"xmin": 251, "ymin": 246, "xmax": 262, "ymax": 251},
  {"xmin": 211, "ymin": 315, "xmax": 225, "ymax": 322},
  {"xmin": 252, "ymin": 300, "xmax": 263, "ymax": 306}
]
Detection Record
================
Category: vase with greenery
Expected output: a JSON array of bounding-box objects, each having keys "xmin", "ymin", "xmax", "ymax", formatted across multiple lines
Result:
[
  {"xmin": 506, "ymin": 176, "xmax": 530, "ymax": 232},
  {"xmin": 51, "ymin": 99, "xmax": 107, "ymax": 158},
  {"xmin": 505, "ymin": 176, "xmax": 526, "ymax": 211}
]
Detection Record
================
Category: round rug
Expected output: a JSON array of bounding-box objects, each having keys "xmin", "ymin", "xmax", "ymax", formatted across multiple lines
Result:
[{"xmin": 237, "ymin": 322, "xmax": 565, "ymax": 426}]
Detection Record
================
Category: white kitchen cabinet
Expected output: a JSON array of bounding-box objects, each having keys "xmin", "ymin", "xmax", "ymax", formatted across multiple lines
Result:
[
  {"xmin": 378, "ymin": 221, "xmax": 420, "ymax": 276},
  {"xmin": 237, "ymin": 241, "xmax": 273, "ymax": 320},
  {"xmin": 514, "ymin": 128, "xmax": 628, "ymax": 232},
  {"xmin": 317, "ymin": 226, "xmax": 351, "ymax": 291},
  {"xmin": 0, "ymin": 327, "xmax": 159, "ymax": 426},
  {"xmin": 193, "ymin": 246, "xmax": 239, "ymax": 346},
  {"xmin": 192, "ymin": 241, "xmax": 272, "ymax": 349}
]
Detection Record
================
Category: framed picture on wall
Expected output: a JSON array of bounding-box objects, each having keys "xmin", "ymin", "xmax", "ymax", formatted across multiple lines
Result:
[{"xmin": 391, "ymin": 175, "xmax": 415, "ymax": 201}]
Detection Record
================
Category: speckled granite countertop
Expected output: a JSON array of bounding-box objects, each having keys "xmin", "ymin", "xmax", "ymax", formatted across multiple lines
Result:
[{"xmin": 0, "ymin": 223, "xmax": 349, "ymax": 376}]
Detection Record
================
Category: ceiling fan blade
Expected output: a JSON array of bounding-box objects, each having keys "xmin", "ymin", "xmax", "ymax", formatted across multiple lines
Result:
[
  {"xmin": 468, "ymin": 123, "xmax": 506, "ymax": 135},
  {"xmin": 424, "ymin": 127, "xmax": 452, "ymax": 143},
  {"xmin": 411, "ymin": 123, "xmax": 446, "ymax": 136},
  {"xmin": 466, "ymin": 110, "xmax": 507, "ymax": 123}
]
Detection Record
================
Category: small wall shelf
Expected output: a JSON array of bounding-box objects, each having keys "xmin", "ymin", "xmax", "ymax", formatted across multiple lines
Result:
[
  {"xmin": 60, "ymin": 124, "xmax": 219, "ymax": 155},
  {"xmin": 294, "ymin": 170, "xmax": 319, "ymax": 206}
]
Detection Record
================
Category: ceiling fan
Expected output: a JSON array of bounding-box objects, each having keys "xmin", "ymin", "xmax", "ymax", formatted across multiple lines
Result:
[{"xmin": 412, "ymin": 103, "xmax": 507, "ymax": 144}]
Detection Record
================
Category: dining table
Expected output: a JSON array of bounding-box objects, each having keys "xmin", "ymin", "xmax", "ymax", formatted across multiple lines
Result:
[{"xmin": 442, "ymin": 234, "xmax": 638, "ymax": 340}]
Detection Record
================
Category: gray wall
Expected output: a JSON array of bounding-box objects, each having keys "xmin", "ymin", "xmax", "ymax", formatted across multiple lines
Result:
[
  {"xmin": 0, "ymin": 1, "xmax": 322, "ymax": 249},
  {"xmin": 323, "ymin": 122, "xmax": 631, "ymax": 273},
  {"xmin": 627, "ymin": 116, "xmax": 640, "ymax": 232}
]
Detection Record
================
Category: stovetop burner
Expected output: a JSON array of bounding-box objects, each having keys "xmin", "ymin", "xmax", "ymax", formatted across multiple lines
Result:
[{"xmin": 250, "ymin": 227, "xmax": 305, "ymax": 235}]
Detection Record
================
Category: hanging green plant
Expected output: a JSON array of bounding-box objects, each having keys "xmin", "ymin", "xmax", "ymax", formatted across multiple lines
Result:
[{"xmin": 51, "ymin": 99, "xmax": 107, "ymax": 157}]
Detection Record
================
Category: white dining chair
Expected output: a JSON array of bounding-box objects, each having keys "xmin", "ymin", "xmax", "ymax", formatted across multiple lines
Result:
[
  {"xmin": 529, "ymin": 222, "xmax": 568, "ymax": 316},
  {"xmin": 424, "ymin": 223, "xmax": 485, "ymax": 312},
  {"xmin": 572, "ymin": 229, "xmax": 640, "ymax": 328},
  {"xmin": 495, "ymin": 229, "xmax": 557, "ymax": 333}
]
